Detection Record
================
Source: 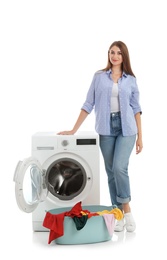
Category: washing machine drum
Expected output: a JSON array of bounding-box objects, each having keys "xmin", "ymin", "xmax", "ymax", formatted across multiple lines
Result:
[{"xmin": 46, "ymin": 159, "xmax": 86, "ymax": 201}]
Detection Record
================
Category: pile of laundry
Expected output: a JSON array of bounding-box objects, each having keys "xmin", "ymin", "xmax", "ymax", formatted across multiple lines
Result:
[{"xmin": 43, "ymin": 201, "xmax": 123, "ymax": 244}]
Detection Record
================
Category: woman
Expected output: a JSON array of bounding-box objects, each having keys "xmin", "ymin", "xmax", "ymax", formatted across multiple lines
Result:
[{"xmin": 58, "ymin": 41, "xmax": 143, "ymax": 232}]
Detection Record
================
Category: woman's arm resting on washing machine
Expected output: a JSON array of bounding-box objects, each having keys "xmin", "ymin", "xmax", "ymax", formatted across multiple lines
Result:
[{"xmin": 57, "ymin": 109, "xmax": 89, "ymax": 135}]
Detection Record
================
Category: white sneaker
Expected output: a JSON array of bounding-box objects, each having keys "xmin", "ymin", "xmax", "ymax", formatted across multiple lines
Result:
[
  {"xmin": 124, "ymin": 212, "xmax": 136, "ymax": 232},
  {"xmin": 114, "ymin": 218, "xmax": 125, "ymax": 232}
]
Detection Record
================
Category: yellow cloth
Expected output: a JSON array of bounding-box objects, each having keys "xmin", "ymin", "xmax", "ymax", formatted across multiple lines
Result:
[
  {"xmin": 81, "ymin": 211, "xmax": 87, "ymax": 215},
  {"xmin": 97, "ymin": 208, "xmax": 123, "ymax": 220}
]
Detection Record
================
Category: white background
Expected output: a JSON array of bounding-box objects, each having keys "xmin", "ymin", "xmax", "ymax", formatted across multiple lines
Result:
[{"xmin": 0, "ymin": 0, "xmax": 166, "ymax": 258}]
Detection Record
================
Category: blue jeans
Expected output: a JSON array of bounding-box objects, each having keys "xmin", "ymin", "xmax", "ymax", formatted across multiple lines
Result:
[{"xmin": 99, "ymin": 112, "xmax": 136, "ymax": 209}]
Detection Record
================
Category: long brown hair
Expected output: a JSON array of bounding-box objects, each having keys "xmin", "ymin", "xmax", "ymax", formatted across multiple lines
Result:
[{"xmin": 102, "ymin": 41, "xmax": 135, "ymax": 77}]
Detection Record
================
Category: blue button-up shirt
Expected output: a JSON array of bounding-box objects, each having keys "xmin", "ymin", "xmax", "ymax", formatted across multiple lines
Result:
[{"xmin": 81, "ymin": 69, "xmax": 142, "ymax": 136}]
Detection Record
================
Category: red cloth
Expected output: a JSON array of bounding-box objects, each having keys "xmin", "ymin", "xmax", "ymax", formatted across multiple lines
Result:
[
  {"xmin": 43, "ymin": 201, "xmax": 97, "ymax": 244},
  {"xmin": 65, "ymin": 201, "xmax": 83, "ymax": 217},
  {"xmin": 43, "ymin": 211, "xmax": 65, "ymax": 244}
]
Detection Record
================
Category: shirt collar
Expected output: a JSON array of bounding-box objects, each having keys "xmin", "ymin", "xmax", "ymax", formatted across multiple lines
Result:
[{"xmin": 106, "ymin": 69, "xmax": 128, "ymax": 78}]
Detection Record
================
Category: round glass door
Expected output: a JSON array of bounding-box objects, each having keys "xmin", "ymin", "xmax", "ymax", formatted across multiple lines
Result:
[{"xmin": 14, "ymin": 157, "xmax": 47, "ymax": 213}]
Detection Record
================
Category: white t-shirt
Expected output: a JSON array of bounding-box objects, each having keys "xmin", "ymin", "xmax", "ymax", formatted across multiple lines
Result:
[{"xmin": 111, "ymin": 83, "xmax": 120, "ymax": 112}]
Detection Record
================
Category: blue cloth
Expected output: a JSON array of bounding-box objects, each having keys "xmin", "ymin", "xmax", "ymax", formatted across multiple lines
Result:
[{"xmin": 81, "ymin": 69, "xmax": 142, "ymax": 136}]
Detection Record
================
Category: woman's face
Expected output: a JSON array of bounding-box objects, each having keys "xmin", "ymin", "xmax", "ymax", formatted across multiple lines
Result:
[{"xmin": 109, "ymin": 45, "xmax": 123, "ymax": 66}]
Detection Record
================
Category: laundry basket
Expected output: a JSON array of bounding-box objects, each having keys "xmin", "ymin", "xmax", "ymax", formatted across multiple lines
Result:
[{"xmin": 43, "ymin": 203, "xmax": 122, "ymax": 245}]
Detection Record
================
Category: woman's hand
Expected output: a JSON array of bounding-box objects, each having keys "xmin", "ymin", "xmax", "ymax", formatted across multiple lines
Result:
[
  {"xmin": 136, "ymin": 137, "xmax": 143, "ymax": 154},
  {"xmin": 57, "ymin": 130, "xmax": 75, "ymax": 135}
]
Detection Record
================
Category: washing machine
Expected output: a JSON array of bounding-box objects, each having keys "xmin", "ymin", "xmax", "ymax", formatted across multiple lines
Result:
[{"xmin": 14, "ymin": 131, "xmax": 100, "ymax": 231}]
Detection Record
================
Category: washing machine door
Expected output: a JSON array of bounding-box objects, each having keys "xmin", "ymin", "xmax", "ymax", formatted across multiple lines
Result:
[{"xmin": 13, "ymin": 157, "xmax": 47, "ymax": 213}]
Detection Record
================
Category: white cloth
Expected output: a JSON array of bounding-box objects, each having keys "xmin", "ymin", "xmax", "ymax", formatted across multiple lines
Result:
[{"xmin": 111, "ymin": 83, "xmax": 120, "ymax": 112}]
